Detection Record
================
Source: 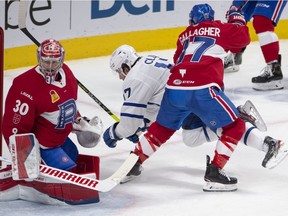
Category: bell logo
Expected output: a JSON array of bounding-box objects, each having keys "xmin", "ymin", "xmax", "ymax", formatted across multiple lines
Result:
[{"xmin": 91, "ymin": 0, "xmax": 174, "ymax": 19}]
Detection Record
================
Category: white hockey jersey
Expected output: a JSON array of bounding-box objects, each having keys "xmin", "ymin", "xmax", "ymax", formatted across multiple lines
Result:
[{"xmin": 115, "ymin": 55, "xmax": 172, "ymax": 138}]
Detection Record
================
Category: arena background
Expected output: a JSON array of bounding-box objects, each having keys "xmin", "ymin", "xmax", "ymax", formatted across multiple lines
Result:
[{"xmin": 1, "ymin": 0, "xmax": 288, "ymax": 70}]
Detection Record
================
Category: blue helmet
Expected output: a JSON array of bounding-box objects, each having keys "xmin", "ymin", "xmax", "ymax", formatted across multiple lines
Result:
[{"xmin": 189, "ymin": 3, "xmax": 215, "ymax": 25}]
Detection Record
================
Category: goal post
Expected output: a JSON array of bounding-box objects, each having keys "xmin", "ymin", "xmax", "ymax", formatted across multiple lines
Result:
[{"xmin": 0, "ymin": 26, "xmax": 4, "ymax": 165}]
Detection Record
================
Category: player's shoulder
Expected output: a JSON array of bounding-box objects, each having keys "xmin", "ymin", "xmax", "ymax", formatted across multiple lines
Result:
[
  {"xmin": 213, "ymin": 20, "xmax": 224, "ymax": 25},
  {"xmin": 203, "ymin": 20, "xmax": 226, "ymax": 28},
  {"xmin": 9, "ymin": 66, "xmax": 43, "ymax": 97},
  {"xmin": 62, "ymin": 63, "xmax": 72, "ymax": 71},
  {"xmin": 14, "ymin": 66, "xmax": 41, "ymax": 84},
  {"xmin": 61, "ymin": 63, "xmax": 75, "ymax": 77},
  {"xmin": 61, "ymin": 63, "xmax": 77, "ymax": 83}
]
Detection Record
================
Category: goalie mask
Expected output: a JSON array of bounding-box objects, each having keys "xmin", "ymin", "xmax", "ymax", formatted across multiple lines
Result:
[
  {"xmin": 110, "ymin": 45, "xmax": 140, "ymax": 79},
  {"xmin": 189, "ymin": 3, "xmax": 215, "ymax": 25},
  {"xmin": 37, "ymin": 39, "xmax": 65, "ymax": 84}
]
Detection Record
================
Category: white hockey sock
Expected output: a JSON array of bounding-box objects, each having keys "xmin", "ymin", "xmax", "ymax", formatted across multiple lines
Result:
[{"xmin": 241, "ymin": 123, "xmax": 266, "ymax": 152}]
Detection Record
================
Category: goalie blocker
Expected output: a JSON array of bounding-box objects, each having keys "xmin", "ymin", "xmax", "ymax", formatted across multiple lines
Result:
[{"xmin": 9, "ymin": 133, "xmax": 40, "ymax": 180}]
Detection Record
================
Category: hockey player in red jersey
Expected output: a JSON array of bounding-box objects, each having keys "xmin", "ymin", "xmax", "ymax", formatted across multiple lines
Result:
[
  {"xmin": 105, "ymin": 44, "xmax": 288, "ymax": 185},
  {"xmin": 125, "ymin": 3, "xmax": 249, "ymax": 192},
  {"xmin": 224, "ymin": 0, "xmax": 287, "ymax": 91},
  {"xmin": 1, "ymin": 39, "xmax": 103, "ymax": 204}
]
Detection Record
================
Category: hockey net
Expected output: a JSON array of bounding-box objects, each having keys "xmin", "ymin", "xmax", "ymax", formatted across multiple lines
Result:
[{"xmin": 0, "ymin": 27, "xmax": 4, "ymax": 165}]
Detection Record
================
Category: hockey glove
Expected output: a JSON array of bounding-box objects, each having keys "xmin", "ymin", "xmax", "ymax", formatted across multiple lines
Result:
[
  {"xmin": 127, "ymin": 133, "xmax": 140, "ymax": 143},
  {"xmin": 103, "ymin": 123, "xmax": 122, "ymax": 148},
  {"xmin": 226, "ymin": 7, "xmax": 246, "ymax": 25},
  {"xmin": 126, "ymin": 118, "xmax": 151, "ymax": 143}
]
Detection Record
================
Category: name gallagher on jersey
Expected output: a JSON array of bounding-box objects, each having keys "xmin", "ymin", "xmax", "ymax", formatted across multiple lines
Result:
[
  {"xmin": 179, "ymin": 27, "xmax": 220, "ymax": 44},
  {"xmin": 40, "ymin": 166, "xmax": 98, "ymax": 187}
]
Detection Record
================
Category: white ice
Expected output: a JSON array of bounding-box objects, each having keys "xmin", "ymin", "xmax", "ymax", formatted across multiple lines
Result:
[{"xmin": 1, "ymin": 40, "xmax": 288, "ymax": 216}]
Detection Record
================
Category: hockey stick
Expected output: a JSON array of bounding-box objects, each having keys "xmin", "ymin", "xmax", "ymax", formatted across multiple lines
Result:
[
  {"xmin": 18, "ymin": 0, "xmax": 119, "ymax": 122},
  {"xmin": 77, "ymin": 80, "xmax": 120, "ymax": 122},
  {"xmin": 18, "ymin": 0, "xmax": 40, "ymax": 46},
  {"xmin": 0, "ymin": 152, "xmax": 138, "ymax": 192}
]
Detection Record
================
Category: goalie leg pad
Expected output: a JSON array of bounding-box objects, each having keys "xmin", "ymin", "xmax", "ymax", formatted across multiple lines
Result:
[
  {"xmin": 20, "ymin": 155, "xmax": 100, "ymax": 205},
  {"xmin": 40, "ymin": 147, "xmax": 77, "ymax": 171},
  {"xmin": 61, "ymin": 137, "xmax": 79, "ymax": 162},
  {"xmin": 0, "ymin": 166, "xmax": 20, "ymax": 201},
  {"xmin": 9, "ymin": 133, "xmax": 40, "ymax": 180}
]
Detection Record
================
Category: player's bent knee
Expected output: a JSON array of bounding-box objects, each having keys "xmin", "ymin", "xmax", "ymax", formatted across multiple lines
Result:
[
  {"xmin": 182, "ymin": 128, "xmax": 203, "ymax": 147},
  {"xmin": 253, "ymin": 15, "xmax": 274, "ymax": 33},
  {"xmin": 183, "ymin": 126, "xmax": 219, "ymax": 147},
  {"xmin": 147, "ymin": 121, "xmax": 175, "ymax": 146},
  {"xmin": 222, "ymin": 118, "xmax": 245, "ymax": 144},
  {"xmin": 182, "ymin": 128, "xmax": 207, "ymax": 147}
]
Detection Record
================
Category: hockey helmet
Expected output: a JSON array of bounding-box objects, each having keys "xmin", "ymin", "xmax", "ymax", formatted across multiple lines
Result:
[
  {"xmin": 189, "ymin": 3, "xmax": 215, "ymax": 25},
  {"xmin": 110, "ymin": 45, "xmax": 140, "ymax": 78},
  {"xmin": 37, "ymin": 39, "xmax": 65, "ymax": 84}
]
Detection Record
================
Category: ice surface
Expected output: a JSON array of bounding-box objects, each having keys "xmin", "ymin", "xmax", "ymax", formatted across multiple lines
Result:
[{"xmin": 1, "ymin": 40, "xmax": 288, "ymax": 216}]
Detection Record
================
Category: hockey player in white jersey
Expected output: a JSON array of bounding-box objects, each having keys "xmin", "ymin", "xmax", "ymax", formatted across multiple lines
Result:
[
  {"xmin": 103, "ymin": 45, "xmax": 288, "ymax": 187},
  {"xmin": 103, "ymin": 45, "xmax": 172, "ymax": 145}
]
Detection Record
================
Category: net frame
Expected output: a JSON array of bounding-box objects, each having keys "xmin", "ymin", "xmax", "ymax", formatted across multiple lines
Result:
[{"xmin": 0, "ymin": 26, "xmax": 4, "ymax": 164}]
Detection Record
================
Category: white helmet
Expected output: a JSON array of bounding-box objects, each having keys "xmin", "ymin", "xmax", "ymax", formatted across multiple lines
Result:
[{"xmin": 110, "ymin": 45, "xmax": 139, "ymax": 76}]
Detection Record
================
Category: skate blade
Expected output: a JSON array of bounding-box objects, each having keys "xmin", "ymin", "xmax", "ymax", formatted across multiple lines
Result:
[
  {"xmin": 265, "ymin": 142, "xmax": 288, "ymax": 169},
  {"xmin": 240, "ymin": 100, "xmax": 267, "ymax": 132},
  {"xmin": 252, "ymin": 80, "xmax": 284, "ymax": 91},
  {"xmin": 224, "ymin": 65, "xmax": 240, "ymax": 73},
  {"xmin": 203, "ymin": 181, "xmax": 237, "ymax": 192}
]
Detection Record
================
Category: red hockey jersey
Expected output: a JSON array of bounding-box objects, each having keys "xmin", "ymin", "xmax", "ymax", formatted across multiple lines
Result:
[
  {"xmin": 2, "ymin": 63, "xmax": 78, "ymax": 148},
  {"xmin": 168, "ymin": 20, "xmax": 250, "ymax": 90}
]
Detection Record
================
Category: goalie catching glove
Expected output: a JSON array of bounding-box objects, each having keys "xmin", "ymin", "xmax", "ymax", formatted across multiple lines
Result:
[{"xmin": 73, "ymin": 116, "xmax": 103, "ymax": 148}]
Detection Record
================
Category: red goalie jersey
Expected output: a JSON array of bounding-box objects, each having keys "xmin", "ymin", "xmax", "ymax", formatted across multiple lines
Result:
[{"xmin": 2, "ymin": 63, "xmax": 79, "ymax": 148}]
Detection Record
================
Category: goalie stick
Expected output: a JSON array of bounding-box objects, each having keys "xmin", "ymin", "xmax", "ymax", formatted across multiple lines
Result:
[
  {"xmin": 0, "ymin": 152, "xmax": 138, "ymax": 192},
  {"xmin": 18, "ymin": 0, "xmax": 119, "ymax": 122}
]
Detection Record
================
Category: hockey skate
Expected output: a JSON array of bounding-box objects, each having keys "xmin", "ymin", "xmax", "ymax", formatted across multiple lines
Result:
[
  {"xmin": 224, "ymin": 49, "xmax": 244, "ymax": 73},
  {"xmin": 203, "ymin": 155, "xmax": 237, "ymax": 192},
  {"xmin": 262, "ymin": 136, "xmax": 288, "ymax": 169},
  {"xmin": 252, "ymin": 55, "xmax": 283, "ymax": 91},
  {"xmin": 237, "ymin": 100, "xmax": 267, "ymax": 132},
  {"xmin": 120, "ymin": 161, "xmax": 143, "ymax": 184}
]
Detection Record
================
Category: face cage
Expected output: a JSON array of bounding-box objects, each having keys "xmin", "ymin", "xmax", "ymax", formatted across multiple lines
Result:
[{"xmin": 39, "ymin": 57, "xmax": 63, "ymax": 84}]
